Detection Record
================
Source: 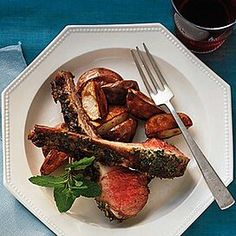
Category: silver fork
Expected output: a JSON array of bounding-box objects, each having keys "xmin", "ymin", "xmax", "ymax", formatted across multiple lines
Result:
[{"xmin": 131, "ymin": 43, "xmax": 235, "ymax": 210}]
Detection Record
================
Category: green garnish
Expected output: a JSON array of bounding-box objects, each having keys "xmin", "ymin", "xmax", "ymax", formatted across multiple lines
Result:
[{"xmin": 29, "ymin": 156, "xmax": 101, "ymax": 213}]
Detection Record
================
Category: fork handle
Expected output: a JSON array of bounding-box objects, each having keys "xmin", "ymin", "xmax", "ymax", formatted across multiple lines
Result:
[{"xmin": 165, "ymin": 101, "xmax": 235, "ymax": 210}]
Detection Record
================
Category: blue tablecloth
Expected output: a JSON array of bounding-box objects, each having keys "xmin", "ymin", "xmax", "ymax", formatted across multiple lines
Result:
[{"xmin": 0, "ymin": 0, "xmax": 235, "ymax": 235}]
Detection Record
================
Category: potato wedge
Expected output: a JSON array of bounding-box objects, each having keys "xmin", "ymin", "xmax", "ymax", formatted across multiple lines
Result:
[
  {"xmin": 40, "ymin": 149, "xmax": 68, "ymax": 175},
  {"xmin": 77, "ymin": 68, "xmax": 123, "ymax": 93},
  {"xmin": 92, "ymin": 106, "xmax": 129, "ymax": 135},
  {"xmin": 102, "ymin": 80, "xmax": 139, "ymax": 105},
  {"xmin": 102, "ymin": 118, "xmax": 138, "ymax": 142},
  {"xmin": 145, "ymin": 113, "xmax": 193, "ymax": 139},
  {"xmin": 126, "ymin": 89, "xmax": 164, "ymax": 120},
  {"xmin": 81, "ymin": 80, "xmax": 108, "ymax": 121}
]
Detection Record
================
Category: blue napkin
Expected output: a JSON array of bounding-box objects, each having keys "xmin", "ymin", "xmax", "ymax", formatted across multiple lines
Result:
[
  {"xmin": 0, "ymin": 43, "xmax": 54, "ymax": 236},
  {"xmin": 0, "ymin": 43, "xmax": 27, "ymax": 136}
]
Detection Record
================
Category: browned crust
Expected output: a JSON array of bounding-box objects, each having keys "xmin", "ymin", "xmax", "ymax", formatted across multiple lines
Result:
[
  {"xmin": 42, "ymin": 146, "xmax": 51, "ymax": 157},
  {"xmin": 126, "ymin": 89, "xmax": 164, "ymax": 120},
  {"xmin": 145, "ymin": 113, "xmax": 193, "ymax": 139},
  {"xmin": 95, "ymin": 81, "xmax": 108, "ymax": 119},
  {"xmin": 77, "ymin": 68, "xmax": 123, "ymax": 93},
  {"xmin": 50, "ymin": 70, "xmax": 99, "ymax": 137},
  {"xmin": 102, "ymin": 80, "xmax": 139, "ymax": 105},
  {"xmin": 40, "ymin": 149, "xmax": 68, "ymax": 175},
  {"xmin": 103, "ymin": 118, "xmax": 138, "ymax": 142},
  {"xmin": 91, "ymin": 106, "xmax": 129, "ymax": 135},
  {"xmin": 28, "ymin": 125, "xmax": 190, "ymax": 178}
]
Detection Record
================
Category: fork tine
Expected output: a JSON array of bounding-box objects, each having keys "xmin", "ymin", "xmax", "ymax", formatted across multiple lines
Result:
[
  {"xmin": 135, "ymin": 46, "xmax": 161, "ymax": 92},
  {"xmin": 143, "ymin": 43, "xmax": 168, "ymax": 88},
  {"xmin": 130, "ymin": 49, "xmax": 153, "ymax": 94}
]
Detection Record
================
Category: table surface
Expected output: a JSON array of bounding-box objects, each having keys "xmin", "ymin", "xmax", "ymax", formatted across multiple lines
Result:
[{"xmin": 1, "ymin": 0, "xmax": 235, "ymax": 235}]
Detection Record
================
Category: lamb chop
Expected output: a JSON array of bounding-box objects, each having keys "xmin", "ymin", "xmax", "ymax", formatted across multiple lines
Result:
[
  {"xmin": 29, "ymin": 125, "xmax": 189, "ymax": 178},
  {"xmin": 51, "ymin": 71, "xmax": 98, "ymax": 136},
  {"xmin": 48, "ymin": 71, "xmax": 99, "ymax": 172},
  {"xmin": 49, "ymin": 71, "xmax": 150, "ymax": 220}
]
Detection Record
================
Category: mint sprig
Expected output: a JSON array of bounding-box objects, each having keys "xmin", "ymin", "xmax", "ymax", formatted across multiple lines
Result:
[
  {"xmin": 29, "ymin": 156, "xmax": 101, "ymax": 213},
  {"xmin": 29, "ymin": 175, "xmax": 67, "ymax": 187}
]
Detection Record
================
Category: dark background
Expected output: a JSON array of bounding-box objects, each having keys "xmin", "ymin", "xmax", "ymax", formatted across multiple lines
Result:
[{"xmin": 0, "ymin": 0, "xmax": 235, "ymax": 235}]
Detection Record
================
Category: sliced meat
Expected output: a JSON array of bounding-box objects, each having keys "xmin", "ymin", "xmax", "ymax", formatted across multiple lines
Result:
[
  {"xmin": 96, "ymin": 164, "xmax": 149, "ymax": 221},
  {"xmin": 28, "ymin": 125, "xmax": 190, "ymax": 178}
]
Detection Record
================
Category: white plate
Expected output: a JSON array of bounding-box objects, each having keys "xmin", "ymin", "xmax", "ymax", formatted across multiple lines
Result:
[{"xmin": 2, "ymin": 24, "xmax": 233, "ymax": 236}]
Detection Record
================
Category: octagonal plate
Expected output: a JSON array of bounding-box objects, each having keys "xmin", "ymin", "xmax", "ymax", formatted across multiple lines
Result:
[{"xmin": 2, "ymin": 24, "xmax": 233, "ymax": 236}]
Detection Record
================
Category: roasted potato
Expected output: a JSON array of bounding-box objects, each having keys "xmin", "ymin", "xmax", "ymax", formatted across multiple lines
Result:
[
  {"xmin": 92, "ymin": 106, "xmax": 129, "ymax": 136},
  {"xmin": 81, "ymin": 80, "xmax": 108, "ymax": 121},
  {"xmin": 77, "ymin": 68, "xmax": 123, "ymax": 93},
  {"xmin": 145, "ymin": 113, "xmax": 193, "ymax": 139},
  {"xmin": 126, "ymin": 89, "xmax": 164, "ymax": 120},
  {"xmin": 40, "ymin": 149, "xmax": 68, "ymax": 175},
  {"xmin": 102, "ymin": 117, "xmax": 138, "ymax": 142},
  {"xmin": 102, "ymin": 80, "xmax": 139, "ymax": 105}
]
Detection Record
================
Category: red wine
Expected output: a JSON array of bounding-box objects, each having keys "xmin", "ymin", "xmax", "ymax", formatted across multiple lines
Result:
[
  {"xmin": 172, "ymin": 0, "xmax": 236, "ymax": 52},
  {"xmin": 179, "ymin": 0, "xmax": 231, "ymax": 28}
]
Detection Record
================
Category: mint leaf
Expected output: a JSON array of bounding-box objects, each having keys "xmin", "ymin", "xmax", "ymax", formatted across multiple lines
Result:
[
  {"xmin": 72, "ymin": 177, "xmax": 101, "ymax": 198},
  {"xmin": 29, "ymin": 175, "xmax": 67, "ymax": 187},
  {"xmin": 66, "ymin": 156, "xmax": 95, "ymax": 170},
  {"xmin": 54, "ymin": 187, "xmax": 76, "ymax": 212}
]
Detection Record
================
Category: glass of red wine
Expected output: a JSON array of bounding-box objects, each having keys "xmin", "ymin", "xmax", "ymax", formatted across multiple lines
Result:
[{"xmin": 171, "ymin": 0, "xmax": 236, "ymax": 53}]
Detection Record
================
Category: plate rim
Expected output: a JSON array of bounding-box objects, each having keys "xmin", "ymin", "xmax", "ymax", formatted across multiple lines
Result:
[{"xmin": 2, "ymin": 23, "xmax": 233, "ymax": 236}]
